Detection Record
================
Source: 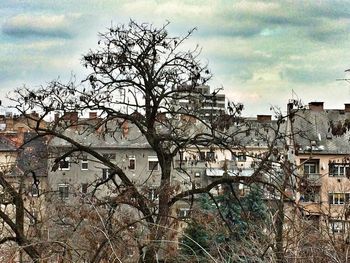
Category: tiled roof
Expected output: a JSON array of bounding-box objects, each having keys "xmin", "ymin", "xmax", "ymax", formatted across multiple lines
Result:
[
  {"xmin": 292, "ymin": 109, "xmax": 350, "ymax": 154},
  {"xmin": 0, "ymin": 136, "xmax": 17, "ymax": 152}
]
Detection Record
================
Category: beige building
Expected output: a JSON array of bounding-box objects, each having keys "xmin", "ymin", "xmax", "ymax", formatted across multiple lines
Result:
[{"xmin": 290, "ymin": 102, "xmax": 350, "ymax": 236}]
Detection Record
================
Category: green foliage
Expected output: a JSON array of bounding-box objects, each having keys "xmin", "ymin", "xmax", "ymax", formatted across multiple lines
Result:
[
  {"xmin": 179, "ymin": 184, "xmax": 270, "ymax": 262},
  {"xmin": 180, "ymin": 221, "xmax": 210, "ymax": 260}
]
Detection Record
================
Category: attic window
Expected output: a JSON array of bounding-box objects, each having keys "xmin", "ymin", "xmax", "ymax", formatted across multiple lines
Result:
[
  {"xmin": 148, "ymin": 156, "xmax": 159, "ymax": 171},
  {"xmin": 81, "ymin": 155, "xmax": 88, "ymax": 170},
  {"xmin": 59, "ymin": 158, "xmax": 70, "ymax": 171},
  {"xmin": 103, "ymin": 153, "xmax": 116, "ymax": 161},
  {"xmin": 129, "ymin": 156, "xmax": 136, "ymax": 170}
]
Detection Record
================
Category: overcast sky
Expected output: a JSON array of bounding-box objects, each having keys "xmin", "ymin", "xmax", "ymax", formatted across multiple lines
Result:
[{"xmin": 1, "ymin": 0, "xmax": 350, "ymax": 116}]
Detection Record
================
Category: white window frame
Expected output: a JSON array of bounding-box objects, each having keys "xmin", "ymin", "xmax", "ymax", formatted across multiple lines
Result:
[
  {"xmin": 81, "ymin": 155, "xmax": 88, "ymax": 170},
  {"xmin": 59, "ymin": 157, "xmax": 70, "ymax": 171},
  {"xmin": 304, "ymin": 162, "xmax": 317, "ymax": 174},
  {"xmin": 329, "ymin": 193, "xmax": 350, "ymax": 205},
  {"xmin": 330, "ymin": 221, "xmax": 344, "ymax": 233},
  {"xmin": 329, "ymin": 164, "xmax": 345, "ymax": 177},
  {"xmin": 148, "ymin": 156, "xmax": 159, "ymax": 171},
  {"xmin": 58, "ymin": 184, "xmax": 69, "ymax": 200}
]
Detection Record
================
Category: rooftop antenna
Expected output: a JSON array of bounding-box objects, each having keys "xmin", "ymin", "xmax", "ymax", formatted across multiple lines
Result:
[{"xmin": 336, "ymin": 69, "xmax": 350, "ymax": 83}]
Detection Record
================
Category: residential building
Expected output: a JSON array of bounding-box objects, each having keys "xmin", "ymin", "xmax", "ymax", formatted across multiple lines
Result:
[
  {"xmin": 171, "ymin": 84, "xmax": 226, "ymax": 120},
  {"xmin": 289, "ymin": 101, "xmax": 350, "ymax": 237}
]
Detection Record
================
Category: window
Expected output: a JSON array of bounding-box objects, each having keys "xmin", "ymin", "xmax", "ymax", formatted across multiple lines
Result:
[
  {"xmin": 330, "ymin": 221, "xmax": 344, "ymax": 233},
  {"xmin": 59, "ymin": 157, "xmax": 70, "ymax": 170},
  {"xmin": 102, "ymin": 168, "xmax": 113, "ymax": 180},
  {"xmin": 148, "ymin": 188, "xmax": 158, "ymax": 201},
  {"xmin": 231, "ymin": 152, "xmax": 236, "ymax": 161},
  {"xmin": 178, "ymin": 208, "xmax": 190, "ymax": 219},
  {"xmin": 329, "ymin": 164, "xmax": 348, "ymax": 177},
  {"xmin": 329, "ymin": 193, "xmax": 350, "ymax": 205},
  {"xmin": 304, "ymin": 162, "xmax": 318, "ymax": 174},
  {"xmin": 148, "ymin": 156, "xmax": 159, "ymax": 171},
  {"xmin": 81, "ymin": 183, "xmax": 88, "ymax": 194},
  {"xmin": 237, "ymin": 152, "xmax": 246, "ymax": 162},
  {"xmin": 199, "ymin": 152, "xmax": 206, "ymax": 161},
  {"xmin": 30, "ymin": 184, "xmax": 39, "ymax": 197},
  {"xmin": 58, "ymin": 184, "xmax": 69, "ymax": 200},
  {"xmin": 129, "ymin": 156, "xmax": 135, "ymax": 170},
  {"xmin": 103, "ymin": 153, "xmax": 116, "ymax": 161},
  {"xmin": 300, "ymin": 188, "xmax": 320, "ymax": 203},
  {"xmin": 206, "ymin": 151, "xmax": 215, "ymax": 161},
  {"xmin": 81, "ymin": 155, "xmax": 88, "ymax": 170}
]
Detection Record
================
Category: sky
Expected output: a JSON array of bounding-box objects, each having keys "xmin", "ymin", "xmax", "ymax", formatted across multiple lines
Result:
[{"xmin": 1, "ymin": 0, "xmax": 350, "ymax": 116}]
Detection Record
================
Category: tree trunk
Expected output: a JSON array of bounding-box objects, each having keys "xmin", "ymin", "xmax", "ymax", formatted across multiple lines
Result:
[
  {"xmin": 142, "ymin": 155, "xmax": 173, "ymax": 263},
  {"xmin": 275, "ymin": 198, "xmax": 285, "ymax": 263}
]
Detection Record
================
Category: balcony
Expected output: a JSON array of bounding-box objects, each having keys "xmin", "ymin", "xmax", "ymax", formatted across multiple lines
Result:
[{"xmin": 302, "ymin": 173, "xmax": 322, "ymax": 186}]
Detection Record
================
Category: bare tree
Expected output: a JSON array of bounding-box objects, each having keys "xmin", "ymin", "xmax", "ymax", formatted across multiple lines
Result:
[{"xmin": 7, "ymin": 21, "xmax": 300, "ymax": 262}]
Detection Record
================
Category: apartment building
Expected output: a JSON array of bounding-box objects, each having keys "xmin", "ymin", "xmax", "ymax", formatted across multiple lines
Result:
[
  {"xmin": 171, "ymin": 84, "xmax": 226, "ymax": 120},
  {"xmin": 290, "ymin": 102, "xmax": 350, "ymax": 236}
]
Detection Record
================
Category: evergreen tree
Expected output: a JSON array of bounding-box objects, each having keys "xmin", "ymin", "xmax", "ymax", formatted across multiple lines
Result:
[{"xmin": 179, "ymin": 184, "xmax": 270, "ymax": 262}]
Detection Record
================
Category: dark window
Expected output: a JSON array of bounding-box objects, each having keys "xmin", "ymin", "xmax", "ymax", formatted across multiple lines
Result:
[
  {"xmin": 129, "ymin": 157, "xmax": 135, "ymax": 170},
  {"xmin": 102, "ymin": 168, "xmax": 113, "ymax": 180},
  {"xmin": 237, "ymin": 152, "xmax": 246, "ymax": 162},
  {"xmin": 329, "ymin": 164, "xmax": 346, "ymax": 177},
  {"xmin": 301, "ymin": 188, "xmax": 320, "ymax": 203},
  {"xmin": 148, "ymin": 188, "xmax": 158, "ymax": 201},
  {"xmin": 199, "ymin": 152, "xmax": 206, "ymax": 161},
  {"xmin": 148, "ymin": 156, "xmax": 159, "ymax": 171},
  {"xmin": 58, "ymin": 184, "xmax": 69, "ymax": 199},
  {"xmin": 206, "ymin": 151, "xmax": 215, "ymax": 161},
  {"xmin": 178, "ymin": 208, "xmax": 190, "ymax": 218},
  {"xmin": 330, "ymin": 221, "xmax": 344, "ymax": 233},
  {"xmin": 103, "ymin": 153, "xmax": 116, "ymax": 161},
  {"xmin": 81, "ymin": 183, "xmax": 88, "ymax": 194},
  {"xmin": 304, "ymin": 161, "xmax": 319, "ymax": 174},
  {"xmin": 148, "ymin": 161, "xmax": 159, "ymax": 171},
  {"xmin": 31, "ymin": 184, "xmax": 39, "ymax": 197},
  {"xmin": 59, "ymin": 158, "xmax": 70, "ymax": 170},
  {"xmin": 81, "ymin": 155, "xmax": 88, "ymax": 170}
]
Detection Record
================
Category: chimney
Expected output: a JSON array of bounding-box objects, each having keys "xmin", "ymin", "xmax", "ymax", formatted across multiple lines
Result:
[
  {"xmin": 16, "ymin": 127, "xmax": 25, "ymax": 145},
  {"xmin": 6, "ymin": 118, "xmax": 14, "ymax": 131},
  {"xmin": 31, "ymin": 111, "xmax": 39, "ymax": 118},
  {"xmin": 257, "ymin": 115, "xmax": 271, "ymax": 123},
  {"xmin": 62, "ymin": 112, "xmax": 78, "ymax": 124},
  {"xmin": 156, "ymin": 112, "xmax": 166, "ymax": 122},
  {"xmin": 345, "ymin": 104, "xmax": 350, "ymax": 113},
  {"xmin": 54, "ymin": 113, "xmax": 60, "ymax": 122},
  {"xmin": 89, "ymin": 112, "xmax": 97, "ymax": 119},
  {"xmin": 180, "ymin": 114, "xmax": 196, "ymax": 123},
  {"xmin": 121, "ymin": 120, "xmax": 129, "ymax": 138},
  {"xmin": 308, "ymin": 102, "xmax": 324, "ymax": 112}
]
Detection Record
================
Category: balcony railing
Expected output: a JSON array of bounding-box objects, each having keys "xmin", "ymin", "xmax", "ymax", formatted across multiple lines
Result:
[{"xmin": 303, "ymin": 173, "xmax": 322, "ymax": 186}]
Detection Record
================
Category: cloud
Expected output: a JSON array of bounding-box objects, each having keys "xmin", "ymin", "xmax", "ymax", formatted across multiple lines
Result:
[{"xmin": 2, "ymin": 14, "xmax": 77, "ymax": 38}]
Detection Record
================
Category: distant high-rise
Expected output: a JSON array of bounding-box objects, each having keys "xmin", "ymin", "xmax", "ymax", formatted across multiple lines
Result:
[{"xmin": 172, "ymin": 84, "xmax": 226, "ymax": 119}]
